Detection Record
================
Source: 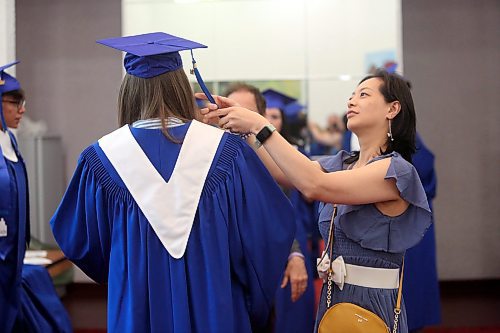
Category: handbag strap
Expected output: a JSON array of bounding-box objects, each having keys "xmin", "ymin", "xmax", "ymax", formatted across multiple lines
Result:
[
  {"xmin": 327, "ymin": 205, "xmax": 337, "ymax": 271},
  {"xmin": 322, "ymin": 205, "xmax": 337, "ymax": 309},
  {"xmin": 321, "ymin": 203, "xmax": 406, "ymax": 333},
  {"xmin": 392, "ymin": 257, "xmax": 404, "ymax": 333}
]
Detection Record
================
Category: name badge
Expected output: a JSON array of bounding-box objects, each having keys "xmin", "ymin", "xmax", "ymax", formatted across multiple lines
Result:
[{"xmin": 0, "ymin": 218, "xmax": 7, "ymax": 237}]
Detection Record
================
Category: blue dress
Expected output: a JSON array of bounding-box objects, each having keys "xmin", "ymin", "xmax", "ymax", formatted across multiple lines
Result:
[
  {"xmin": 50, "ymin": 122, "xmax": 296, "ymax": 333},
  {"xmin": 403, "ymin": 134, "xmax": 441, "ymax": 330},
  {"xmin": 314, "ymin": 151, "xmax": 432, "ymax": 333},
  {"xmin": 0, "ymin": 131, "xmax": 30, "ymax": 333}
]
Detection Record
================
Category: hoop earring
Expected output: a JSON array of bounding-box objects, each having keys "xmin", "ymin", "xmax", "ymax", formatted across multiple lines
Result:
[{"xmin": 387, "ymin": 119, "xmax": 394, "ymax": 142}]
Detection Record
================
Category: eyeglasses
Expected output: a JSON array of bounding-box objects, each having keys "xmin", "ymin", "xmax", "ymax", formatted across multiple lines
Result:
[{"xmin": 2, "ymin": 99, "xmax": 26, "ymax": 109}]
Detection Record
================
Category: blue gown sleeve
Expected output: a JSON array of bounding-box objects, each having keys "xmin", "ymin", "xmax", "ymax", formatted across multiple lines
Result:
[
  {"xmin": 50, "ymin": 146, "xmax": 111, "ymax": 283},
  {"xmin": 413, "ymin": 134, "xmax": 437, "ymax": 201},
  {"xmin": 337, "ymin": 153, "xmax": 433, "ymax": 253},
  {"xmin": 222, "ymin": 138, "xmax": 296, "ymax": 329}
]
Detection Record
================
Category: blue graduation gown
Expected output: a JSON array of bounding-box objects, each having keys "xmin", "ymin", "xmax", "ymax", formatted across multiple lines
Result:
[
  {"xmin": 271, "ymin": 146, "xmax": 316, "ymax": 332},
  {"xmin": 0, "ymin": 132, "xmax": 30, "ymax": 333},
  {"xmin": 18, "ymin": 264, "xmax": 73, "ymax": 333},
  {"xmin": 403, "ymin": 134, "xmax": 441, "ymax": 330},
  {"xmin": 274, "ymin": 189, "xmax": 317, "ymax": 333},
  {"xmin": 50, "ymin": 123, "xmax": 296, "ymax": 333},
  {"xmin": 341, "ymin": 130, "xmax": 352, "ymax": 152}
]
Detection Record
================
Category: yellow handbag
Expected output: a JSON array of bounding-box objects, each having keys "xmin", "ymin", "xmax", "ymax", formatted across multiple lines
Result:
[{"xmin": 317, "ymin": 206, "xmax": 404, "ymax": 333}]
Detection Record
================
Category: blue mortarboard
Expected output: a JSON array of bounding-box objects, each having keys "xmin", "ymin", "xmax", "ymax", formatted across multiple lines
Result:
[
  {"xmin": 384, "ymin": 61, "xmax": 398, "ymax": 74},
  {"xmin": 0, "ymin": 61, "xmax": 21, "ymax": 94},
  {"xmin": 97, "ymin": 32, "xmax": 216, "ymax": 104},
  {"xmin": 283, "ymin": 101, "xmax": 305, "ymax": 122},
  {"xmin": 1, "ymin": 61, "xmax": 21, "ymax": 132},
  {"xmin": 262, "ymin": 89, "xmax": 297, "ymax": 110}
]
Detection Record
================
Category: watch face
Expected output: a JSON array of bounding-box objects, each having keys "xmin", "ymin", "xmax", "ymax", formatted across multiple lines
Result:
[{"xmin": 256, "ymin": 125, "xmax": 276, "ymax": 145}]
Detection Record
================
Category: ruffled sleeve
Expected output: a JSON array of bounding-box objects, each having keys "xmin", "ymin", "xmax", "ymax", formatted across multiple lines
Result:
[
  {"xmin": 316, "ymin": 150, "xmax": 351, "ymax": 219},
  {"xmin": 317, "ymin": 150, "xmax": 352, "ymax": 173},
  {"xmin": 336, "ymin": 153, "xmax": 432, "ymax": 253}
]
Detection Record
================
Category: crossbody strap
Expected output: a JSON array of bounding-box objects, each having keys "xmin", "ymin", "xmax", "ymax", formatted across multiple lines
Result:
[
  {"xmin": 322, "ymin": 205, "xmax": 337, "ymax": 308},
  {"xmin": 392, "ymin": 258, "xmax": 404, "ymax": 333}
]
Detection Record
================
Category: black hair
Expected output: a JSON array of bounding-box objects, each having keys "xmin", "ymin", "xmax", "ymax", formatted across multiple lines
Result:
[
  {"xmin": 345, "ymin": 69, "xmax": 416, "ymax": 164},
  {"xmin": 3, "ymin": 89, "xmax": 25, "ymax": 101}
]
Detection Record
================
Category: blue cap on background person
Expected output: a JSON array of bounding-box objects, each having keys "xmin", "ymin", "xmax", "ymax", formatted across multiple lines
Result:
[
  {"xmin": 384, "ymin": 61, "xmax": 398, "ymax": 74},
  {"xmin": 262, "ymin": 89, "xmax": 296, "ymax": 110},
  {"xmin": 97, "ymin": 32, "xmax": 216, "ymax": 103},
  {"xmin": 283, "ymin": 101, "xmax": 305, "ymax": 123},
  {"xmin": 0, "ymin": 61, "xmax": 21, "ymax": 132}
]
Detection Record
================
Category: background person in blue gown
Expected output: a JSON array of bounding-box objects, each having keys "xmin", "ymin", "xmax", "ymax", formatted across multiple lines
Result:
[
  {"xmin": 404, "ymin": 133, "xmax": 441, "ymax": 332},
  {"xmin": 262, "ymin": 89, "xmax": 317, "ymax": 333},
  {"xmin": 50, "ymin": 33, "xmax": 296, "ymax": 333},
  {"xmin": 0, "ymin": 61, "xmax": 31, "ymax": 333},
  {"xmin": 225, "ymin": 83, "xmax": 316, "ymax": 333},
  {"xmin": 1, "ymin": 62, "xmax": 72, "ymax": 333}
]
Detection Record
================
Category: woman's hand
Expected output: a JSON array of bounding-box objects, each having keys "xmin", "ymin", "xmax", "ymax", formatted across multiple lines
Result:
[
  {"xmin": 195, "ymin": 93, "xmax": 236, "ymax": 127},
  {"xmin": 196, "ymin": 93, "xmax": 268, "ymax": 135}
]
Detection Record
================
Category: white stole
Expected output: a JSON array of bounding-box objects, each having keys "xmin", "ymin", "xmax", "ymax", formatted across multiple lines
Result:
[
  {"xmin": 0, "ymin": 130, "xmax": 18, "ymax": 162},
  {"xmin": 98, "ymin": 120, "xmax": 224, "ymax": 259}
]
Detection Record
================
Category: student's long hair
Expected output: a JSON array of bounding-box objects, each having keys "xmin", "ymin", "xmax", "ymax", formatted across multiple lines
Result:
[
  {"xmin": 118, "ymin": 68, "xmax": 197, "ymax": 141},
  {"xmin": 346, "ymin": 69, "xmax": 416, "ymax": 164}
]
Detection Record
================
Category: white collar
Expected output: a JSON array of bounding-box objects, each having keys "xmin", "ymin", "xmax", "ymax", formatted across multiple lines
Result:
[
  {"xmin": 0, "ymin": 130, "xmax": 18, "ymax": 162},
  {"xmin": 98, "ymin": 120, "xmax": 224, "ymax": 258},
  {"xmin": 132, "ymin": 117, "xmax": 186, "ymax": 129}
]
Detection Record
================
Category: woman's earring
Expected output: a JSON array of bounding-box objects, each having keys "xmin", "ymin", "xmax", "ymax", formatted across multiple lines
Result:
[{"xmin": 387, "ymin": 119, "xmax": 394, "ymax": 141}]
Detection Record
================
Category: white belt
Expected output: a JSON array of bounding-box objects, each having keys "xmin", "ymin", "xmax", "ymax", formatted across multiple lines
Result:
[{"xmin": 317, "ymin": 255, "xmax": 400, "ymax": 290}]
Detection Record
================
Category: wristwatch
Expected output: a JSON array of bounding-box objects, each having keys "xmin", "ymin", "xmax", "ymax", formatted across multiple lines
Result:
[{"xmin": 254, "ymin": 124, "xmax": 276, "ymax": 149}]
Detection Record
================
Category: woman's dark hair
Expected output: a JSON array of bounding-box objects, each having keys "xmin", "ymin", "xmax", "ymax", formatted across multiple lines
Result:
[
  {"xmin": 345, "ymin": 69, "xmax": 416, "ymax": 164},
  {"xmin": 118, "ymin": 68, "xmax": 197, "ymax": 142}
]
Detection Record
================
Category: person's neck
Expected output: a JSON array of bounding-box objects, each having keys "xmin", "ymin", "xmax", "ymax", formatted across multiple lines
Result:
[{"xmin": 355, "ymin": 133, "xmax": 387, "ymax": 167}]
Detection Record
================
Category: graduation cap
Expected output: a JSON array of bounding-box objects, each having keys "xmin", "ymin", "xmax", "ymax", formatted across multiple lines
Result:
[
  {"xmin": 262, "ymin": 89, "xmax": 297, "ymax": 110},
  {"xmin": 0, "ymin": 61, "xmax": 21, "ymax": 93},
  {"xmin": 283, "ymin": 101, "xmax": 305, "ymax": 123},
  {"xmin": 0, "ymin": 61, "xmax": 21, "ymax": 132},
  {"xmin": 97, "ymin": 32, "xmax": 216, "ymax": 104},
  {"xmin": 383, "ymin": 61, "xmax": 398, "ymax": 74}
]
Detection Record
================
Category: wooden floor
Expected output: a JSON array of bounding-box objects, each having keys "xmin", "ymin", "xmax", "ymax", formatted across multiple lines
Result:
[{"xmin": 62, "ymin": 279, "xmax": 500, "ymax": 332}]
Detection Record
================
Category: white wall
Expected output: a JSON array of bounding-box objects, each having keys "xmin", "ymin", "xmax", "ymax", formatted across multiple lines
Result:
[
  {"xmin": 123, "ymin": 0, "xmax": 402, "ymax": 124},
  {"xmin": 0, "ymin": 0, "xmax": 16, "ymax": 73}
]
